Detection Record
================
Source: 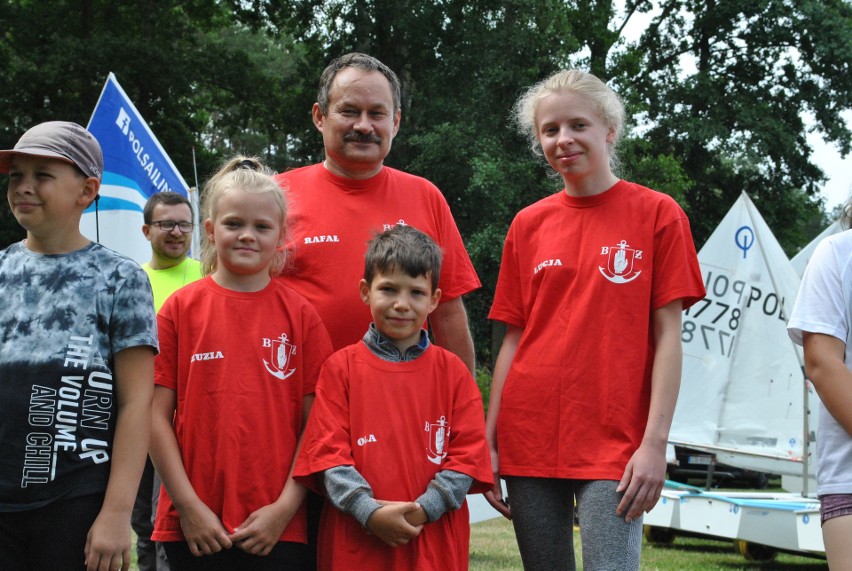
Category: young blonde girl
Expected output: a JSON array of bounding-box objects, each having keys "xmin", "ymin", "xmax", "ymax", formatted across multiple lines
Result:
[
  {"xmin": 149, "ymin": 156, "xmax": 333, "ymax": 570},
  {"xmin": 485, "ymin": 71, "xmax": 705, "ymax": 570}
]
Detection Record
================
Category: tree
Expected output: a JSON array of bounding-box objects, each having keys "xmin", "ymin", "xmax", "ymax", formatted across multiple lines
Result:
[
  {"xmin": 629, "ymin": 0, "xmax": 849, "ymax": 251},
  {"xmin": 0, "ymin": 1, "xmax": 307, "ymax": 225}
]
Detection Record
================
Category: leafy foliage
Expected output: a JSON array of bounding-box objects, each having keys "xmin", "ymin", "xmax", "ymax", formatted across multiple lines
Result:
[{"xmin": 631, "ymin": 0, "xmax": 849, "ymax": 250}]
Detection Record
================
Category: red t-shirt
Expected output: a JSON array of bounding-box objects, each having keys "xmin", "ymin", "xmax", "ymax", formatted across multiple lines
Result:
[
  {"xmin": 275, "ymin": 164, "xmax": 481, "ymax": 350},
  {"xmin": 152, "ymin": 277, "xmax": 333, "ymax": 543},
  {"xmin": 489, "ymin": 181, "xmax": 705, "ymax": 479},
  {"xmin": 294, "ymin": 343, "xmax": 492, "ymax": 570}
]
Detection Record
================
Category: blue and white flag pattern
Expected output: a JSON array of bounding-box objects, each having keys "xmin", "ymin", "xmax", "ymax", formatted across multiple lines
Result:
[{"xmin": 82, "ymin": 73, "xmax": 189, "ymax": 264}]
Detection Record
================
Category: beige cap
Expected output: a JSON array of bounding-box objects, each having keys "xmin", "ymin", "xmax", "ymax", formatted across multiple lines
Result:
[{"xmin": 0, "ymin": 121, "xmax": 103, "ymax": 180}]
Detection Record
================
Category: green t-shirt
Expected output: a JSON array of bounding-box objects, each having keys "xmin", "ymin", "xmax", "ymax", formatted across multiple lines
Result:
[{"xmin": 142, "ymin": 257, "xmax": 203, "ymax": 312}]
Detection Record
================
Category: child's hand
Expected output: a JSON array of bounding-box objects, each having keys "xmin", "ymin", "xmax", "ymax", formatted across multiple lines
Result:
[
  {"xmin": 229, "ymin": 503, "xmax": 295, "ymax": 556},
  {"xmin": 366, "ymin": 501, "xmax": 424, "ymax": 547},
  {"xmin": 84, "ymin": 508, "xmax": 131, "ymax": 571},
  {"xmin": 377, "ymin": 499, "xmax": 428, "ymax": 526},
  {"xmin": 616, "ymin": 441, "xmax": 666, "ymax": 523},
  {"xmin": 178, "ymin": 501, "xmax": 233, "ymax": 556}
]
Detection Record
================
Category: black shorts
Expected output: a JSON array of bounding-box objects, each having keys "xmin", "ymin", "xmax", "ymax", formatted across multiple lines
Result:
[
  {"xmin": 163, "ymin": 539, "xmax": 306, "ymax": 571},
  {"xmin": 0, "ymin": 493, "xmax": 104, "ymax": 571}
]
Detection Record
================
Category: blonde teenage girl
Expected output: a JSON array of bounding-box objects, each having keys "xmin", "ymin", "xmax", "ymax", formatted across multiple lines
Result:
[
  {"xmin": 485, "ymin": 71, "xmax": 705, "ymax": 570},
  {"xmin": 149, "ymin": 157, "xmax": 332, "ymax": 571}
]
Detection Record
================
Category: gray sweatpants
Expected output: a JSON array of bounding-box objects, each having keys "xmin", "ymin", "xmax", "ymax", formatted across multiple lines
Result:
[{"xmin": 505, "ymin": 477, "xmax": 642, "ymax": 571}]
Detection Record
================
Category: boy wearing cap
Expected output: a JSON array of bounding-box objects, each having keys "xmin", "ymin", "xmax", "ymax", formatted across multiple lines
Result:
[{"xmin": 0, "ymin": 121, "xmax": 158, "ymax": 570}]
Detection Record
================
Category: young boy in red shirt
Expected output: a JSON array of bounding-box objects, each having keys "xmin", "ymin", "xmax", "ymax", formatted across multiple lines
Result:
[{"xmin": 295, "ymin": 225, "xmax": 492, "ymax": 571}]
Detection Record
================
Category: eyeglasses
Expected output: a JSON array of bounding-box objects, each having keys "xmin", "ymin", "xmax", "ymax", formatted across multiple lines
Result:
[{"xmin": 151, "ymin": 220, "xmax": 194, "ymax": 233}]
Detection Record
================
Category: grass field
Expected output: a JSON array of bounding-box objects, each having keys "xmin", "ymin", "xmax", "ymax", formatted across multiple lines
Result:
[{"xmin": 469, "ymin": 517, "xmax": 828, "ymax": 570}]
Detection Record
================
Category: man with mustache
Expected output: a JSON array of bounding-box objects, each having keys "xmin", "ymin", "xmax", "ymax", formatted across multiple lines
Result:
[
  {"xmin": 274, "ymin": 52, "xmax": 480, "ymax": 570},
  {"xmin": 275, "ymin": 53, "xmax": 479, "ymax": 368}
]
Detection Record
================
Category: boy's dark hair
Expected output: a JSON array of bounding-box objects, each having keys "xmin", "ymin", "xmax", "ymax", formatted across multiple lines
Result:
[
  {"xmin": 143, "ymin": 191, "xmax": 193, "ymax": 224},
  {"xmin": 364, "ymin": 225, "xmax": 442, "ymax": 291}
]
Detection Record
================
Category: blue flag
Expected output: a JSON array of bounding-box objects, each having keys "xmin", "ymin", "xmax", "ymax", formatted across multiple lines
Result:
[{"xmin": 81, "ymin": 73, "xmax": 190, "ymax": 264}]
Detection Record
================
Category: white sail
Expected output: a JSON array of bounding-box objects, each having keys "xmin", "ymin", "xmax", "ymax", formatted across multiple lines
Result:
[
  {"xmin": 671, "ymin": 192, "xmax": 817, "ymax": 480},
  {"xmin": 790, "ymin": 219, "xmax": 843, "ymax": 277}
]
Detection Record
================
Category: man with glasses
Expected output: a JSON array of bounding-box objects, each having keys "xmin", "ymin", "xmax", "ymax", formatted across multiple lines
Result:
[
  {"xmin": 134, "ymin": 191, "xmax": 203, "ymax": 571},
  {"xmin": 140, "ymin": 192, "xmax": 203, "ymax": 311}
]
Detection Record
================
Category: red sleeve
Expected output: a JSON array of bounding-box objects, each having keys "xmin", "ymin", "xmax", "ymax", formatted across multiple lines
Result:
[
  {"xmin": 298, "ymin": 300, "xmax": 334, "ymax": 396},
  {"xmin": 294, "ymin": 351, "xmax": 354, "ymax": 493},
  {"xmin": 153, "ymin": 299, "xmax": 178, "ymax": 390},
  {"xmin": 652, "ymin": 203, "xmax": 706, "ymax": 311},
  {"xmin": 489, "ymin": 218, "xmax": 526, "ymax": 327},
  {"xmin": 429, "ymin": 187, "xmax": 482, "ymax": 302},
  {"xmin": 442, "ymin": 355, "xmax": 494, "ymax": 493}
]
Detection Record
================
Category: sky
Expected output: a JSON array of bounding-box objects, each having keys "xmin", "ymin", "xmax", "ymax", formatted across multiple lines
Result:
[
  {"xmin": 618, "ymin": 4, "xmax": 850, "ymax": 210},
  {"xmin": 808, "ymin": 122, "xmax": 851, "ymax": 210}
]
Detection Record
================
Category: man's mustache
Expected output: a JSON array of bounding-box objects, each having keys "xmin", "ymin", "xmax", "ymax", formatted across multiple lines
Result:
[{"xmin": 343, "ymin": 132, "xmax": 382, "ymax": 144}]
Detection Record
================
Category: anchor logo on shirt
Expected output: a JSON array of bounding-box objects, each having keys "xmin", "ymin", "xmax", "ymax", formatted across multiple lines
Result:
[
  {"xmin": 263, "ymin": 333, "xmax": 297, "ymax": 380},
  {"xmin": 383, "ymin": 219, "xmax": 408, "ymax": 231},
  {"xmin": 425, "ymin": 415, "xmax": 450, "ymax": 465},
  {"xmin": 599, "ymin": 240, "xmax": 643, "ymax": 284}
]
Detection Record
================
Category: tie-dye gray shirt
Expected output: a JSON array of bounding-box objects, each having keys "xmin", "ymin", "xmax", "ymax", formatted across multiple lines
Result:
[{"xmin": 0, "ymin": 241, "xmax": 158, "ymax": 510}]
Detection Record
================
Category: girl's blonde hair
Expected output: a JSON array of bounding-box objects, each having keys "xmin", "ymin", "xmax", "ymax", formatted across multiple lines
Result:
[
  {"xmin": 200, "ymin": 155, "xmax": 288, "ymax": 277},
  {"xmin": 512, "ymin": 69, "xmax": 625, "ymax": 174}
]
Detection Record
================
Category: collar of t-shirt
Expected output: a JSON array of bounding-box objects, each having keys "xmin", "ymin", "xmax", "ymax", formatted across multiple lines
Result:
[{"xmin": 362, "ymin": 323, "xmax": 430, "ymax": 362}]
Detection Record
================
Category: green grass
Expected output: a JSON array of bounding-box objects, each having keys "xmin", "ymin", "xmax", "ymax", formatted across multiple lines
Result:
[{"xmin": 469, "ymin": 517, "xmax": 828, "ymax": 570}]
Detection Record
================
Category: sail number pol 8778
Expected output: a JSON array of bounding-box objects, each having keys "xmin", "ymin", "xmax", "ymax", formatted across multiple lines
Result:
[{"xmin": 681, "ymin": 270, "xmax": 789, "ymax": 358}]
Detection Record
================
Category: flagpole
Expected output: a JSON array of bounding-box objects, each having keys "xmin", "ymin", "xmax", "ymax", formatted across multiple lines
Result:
[
  {"xmin": 190, "ymin": 147, "xmax": 201, "ymax": 260},
  {"xmin": 85, "ymin": 73, "xmax": 115, "ymax": 245}
]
